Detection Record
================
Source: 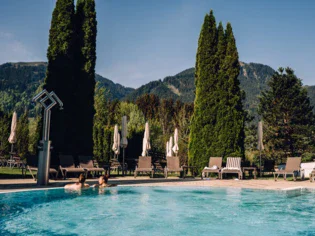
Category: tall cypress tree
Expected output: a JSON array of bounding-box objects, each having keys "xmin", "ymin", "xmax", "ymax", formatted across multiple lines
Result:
[
  {"xmin": 210, "ymin": 22, "xmax": 227, "ymax": 152},
  {"xmin": 218, "ymin": 23, "xmax": 246, "ymax": 158},
  {"xmin": 44, "ymin": 0, "xmax": 76, "ymax": 162},
  {"xmin": 189, "ymin": 12, "xmax": 245, "ymax": 170},
  {"xmin": 75, "ymin": 0, "xmax": 97, "ymax": 156},
  {"xmin": 188, "ymin": 10, "xmax": 218, "ymax": 169}
]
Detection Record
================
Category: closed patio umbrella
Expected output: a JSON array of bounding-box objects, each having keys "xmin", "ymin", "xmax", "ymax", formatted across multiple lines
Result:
[
  {"xmin": 257, "ymin": 121, "xmax": 264, "ymax": 176},
  {"xmin": 8, "ymin": 111, "xmax": 17, "ymax": 145},
  {"xmin": 169, "ymin": 136, "xmax": 173, "ymax": 157},
  {"xmin": 172, "ymin": 128, "xmax": 179, "ymax": 156},
  {"xmin": 112, "ymin": 124, "xmax": 120, "ymax": 158},
  {"xmin": 166, "ymin": 141, "xmax": 169, "ymax": 157},
  {"xmin": 8, "ymin": 112, "xmax": 17, "ymax": 167},
  {"xmin": 141, "ymin": 122, "xmax": 151, "ymax": 156}
]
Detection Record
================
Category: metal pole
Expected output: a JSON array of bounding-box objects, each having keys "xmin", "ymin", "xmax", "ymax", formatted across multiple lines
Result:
[
  {"xmin": 10, "ymin": 144, "xmax": 13, "ymax": 168},
  {"xmin": 260, "ymin": 149, "xmax": 262, "ymax": 177},
  {"xmin": 37, "ymin": 141, "xmax": 51, "ymax": 185},
  {"xmin": 122, "ymin": 148, "xmax": 125, "ymax": 176}
]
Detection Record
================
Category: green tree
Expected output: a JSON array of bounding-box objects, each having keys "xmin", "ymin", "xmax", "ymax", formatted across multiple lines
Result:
[
  {"xmin": 159, "ymin": 98, "xmax": 174, "ymax": 135},
  {"xmin": 136, "ymin": 94, "xmax": 160, "ymax": 120},
  {"xmin": 44, "ymin": 0, "xmax": 76, "ymax": 161},
  {"xmin": 258, "ymin": 67, "xmax": 315, "ymax": 161},
  {"xmin": 75, "ymin": 0, "xmax": 97, "ymax": 156},
  {"xmin": 16, "ymin": 110, "xmax": 29, "ymax": 158},
  {"xmin": 93, "ymin": 85, "xmax": 110, "ymax": 162},
  {"xmin": 29, "ymin": 115, "xmax": 42, "ymax": 155},
  {"xmin": 216, "ymin": 23, "xmax": 246, "ymax": 158},
  {"xmin": 0, "ymin": 109, "xmax": 10, "ymax": 155},
  {"xmin": 176, "ymin": 103, "xmax": 194, "ymax": 165},
  {"xmin": 120, "ymin": 102, "xmax": 145, "ymax": 135},
  {"xmin": 188, "ymin": 11, "xmax": 245, "ymax": 171},
  {"xmin": 188, "ymin": 10, "xmax": 218, "ymax": 170}
]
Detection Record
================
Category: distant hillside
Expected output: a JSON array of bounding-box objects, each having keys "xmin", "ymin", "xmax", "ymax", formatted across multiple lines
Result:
[
  {"xmin": 238, "ymin": 62, "xmax": 275, "ymax": 117},
  {"xmin": 125, "ymin": 62, "xmax": 277, "ymax": 106},
  {"xmin": 125, "ymin": 62, "xmax": 315, "ymax": 118},
  {"xmin": 0, "ymin": 62, "xmax": 47, "ymax": 115},
  {"xmin": 0, "ymin": 62, "xmax": 134, "ymax": 115},
  {"xmin": 95, "ymin": 74, "xmax": 134, "ymax": 100},
  {"xmin": 125, "ymin": 68, "xmax": 194, "ymax": 102},
  {"xmin": 1, "ymin": 61, "xmax": 314, "ymax": 119}
]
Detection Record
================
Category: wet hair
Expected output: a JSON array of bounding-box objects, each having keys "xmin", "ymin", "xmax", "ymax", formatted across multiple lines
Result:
[
  {"xmin": 78, "ymin": 174, "xmax": 86, "ymax": 184},
  {"xmin": 104, "ymin": 174, "xmax": 109, "ymax": 184}
]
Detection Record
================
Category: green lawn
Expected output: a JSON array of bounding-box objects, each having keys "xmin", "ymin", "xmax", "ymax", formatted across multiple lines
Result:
[{"xmin": 0, "ymin": 167, "xmax": 34, "ymax": 179}]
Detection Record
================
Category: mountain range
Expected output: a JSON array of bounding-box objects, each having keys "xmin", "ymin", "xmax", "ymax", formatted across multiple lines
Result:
[{"xmin": 0, "ymin": 61, "xmax": 314, "ymax": 118}]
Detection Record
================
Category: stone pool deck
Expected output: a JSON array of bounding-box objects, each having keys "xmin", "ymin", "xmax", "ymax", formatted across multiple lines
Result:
[{"xmin": 1, "ymin": 177, "xmax": 315, "ymax": 193}]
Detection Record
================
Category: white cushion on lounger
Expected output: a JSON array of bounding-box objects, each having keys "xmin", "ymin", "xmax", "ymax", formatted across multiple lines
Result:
[
  {"xmin": 204, "ymin": 165, "xmax": 218, "ymax": 170},
  {"xmin": 222, "ymin": 167, "xmax": 240, "ymax": 170}
]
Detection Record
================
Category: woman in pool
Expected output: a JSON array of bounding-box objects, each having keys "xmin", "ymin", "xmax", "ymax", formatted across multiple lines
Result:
[
  {"xmin": 93, "ymin": 175, "xmax": 116, "ymax": 188},
  {"xmin": 64, "ymin": 174, "xmax": 90, "ymax": 190}
]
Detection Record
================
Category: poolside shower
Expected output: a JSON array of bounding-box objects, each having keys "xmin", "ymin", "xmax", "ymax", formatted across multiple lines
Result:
[{"xmin": 32, "ymin": 89, "xmax": 63, "ymax": 186}]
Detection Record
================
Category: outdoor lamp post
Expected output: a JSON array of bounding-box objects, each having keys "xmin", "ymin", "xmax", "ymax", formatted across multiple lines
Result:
[{"xmin": 32, "ymin": 89, "xmax": 63, "ymax": 186}]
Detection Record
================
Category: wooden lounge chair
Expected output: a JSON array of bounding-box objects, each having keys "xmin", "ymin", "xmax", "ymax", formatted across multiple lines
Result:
[
  {"xmin": 26, "ymin": 155, "xmax": 58, "ymax": 180},
  {"xmin": 79, "ymin": 156, "xmax": 105, "ymax": 177},
  {"xmin": 201, "ymin": 157, "xmax": 222, "ymax": 179},
  {"xmin": 274, "ymin": 157, "xmax": 301, "ymax": 181},
  {"xmin": 221, "ymin": 157, "xmax": 243, "ymax": 179},
  {"xmin": 310, "ymin": 170, "xmax": 315, "ymax": 182},
  {"xmin": 134, "ymin": 156, "xmax": 154, "ymax": 178},
  {"xmin": 59, "ymin": 155, "xmax": 85, "ymax": 179},
  {"xmin": 164, "ymin": 156, "xmax": 183, "ymax": 178},
  {"xmin": 109, "ymin": 159, "xmax": 128, "ymax": 175}
]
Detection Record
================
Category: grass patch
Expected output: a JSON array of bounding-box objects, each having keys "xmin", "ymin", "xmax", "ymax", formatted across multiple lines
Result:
[{"xmin": 0, "ymin": 167, "xmax": 34, "ymax": 179}]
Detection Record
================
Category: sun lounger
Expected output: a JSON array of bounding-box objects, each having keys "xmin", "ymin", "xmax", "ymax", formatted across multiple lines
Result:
[
  {"xmin": 109, "ymin": 159, "xmax": 128, "ymax": 175},
  {"xmin": 221, "ymin": 157, "xmax": 243, "ymax": 179},
  {"xmin": 164, "ymin": 156, "xmax": 183, "ymax": 178},
  {"xmin": 274, "ymin": 157, "xmax": 301, "ymax": 181},
  {"xmin": 59, "ymin": 155, "xmax": 85, "ymax": 179},
  {"xmin": 79, "ymin": 156, "xmax": 105, "ymax": 177},
  {"xmin": 134, "ymin": 156, "xmax": 154, "ymax": 178},
  {"xmin": 25, "ymin": 155, "xmax": 58, "ymax": 180},
  {"xmin": 310, "ymin": 170, "xmax": 315, "ymax": 182},
  {"xmin": 0, "ymin": 156, "xmax": 7, "ymax": 167},
  {"xmin": 202, "ymin": 157, "xmax": 222, "ymax": 179}
]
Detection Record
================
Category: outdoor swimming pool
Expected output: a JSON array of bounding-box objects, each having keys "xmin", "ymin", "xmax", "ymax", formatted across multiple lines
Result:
[{"xmin": 0, "ymin": 186, "xmax": 314, "ymax": 235}]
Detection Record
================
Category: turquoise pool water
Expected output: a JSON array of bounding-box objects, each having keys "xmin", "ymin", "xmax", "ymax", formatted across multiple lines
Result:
[{"xmin": 0, "ymin": 187, "xmax": 315, "ymax": 235}]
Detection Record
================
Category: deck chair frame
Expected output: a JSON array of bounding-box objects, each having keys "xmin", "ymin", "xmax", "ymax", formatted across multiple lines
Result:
[
  {"xmin": 202, "ymin": 157, "xmax": 222, "ymax": 179},
  {"xmin": 79, "ymin": 155, "xmax": 105, "ymax": 178},
  {"xmin": 25, "ymin": 155, "xmax": 58, "ymax": 181},
  {"xmin": 274, "ymin": 157, "xmax": 301, "ymax": 181},
  {"xmin": 59, "ymin": 155, "xmax": 86, "ymax": 179},
  {"xmin": 221, "ymin": 157, "xmax": 243, "ymax": 180},
  {"xmin": 164, "ymin": 156, "xmax": 183, "ymax": 178},
  {"xmin": 27, "ymin": 165, "xmax": 58, "ymax": 181},
  {"xmin": 134, "ymin": 156, "xmax": 154, "ymax": 178}
]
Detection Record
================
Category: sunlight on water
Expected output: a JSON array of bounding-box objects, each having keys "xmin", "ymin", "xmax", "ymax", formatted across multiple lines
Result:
[{"xmin": 0, "ymin": 187, "xmax": 315, "ymax": 235}]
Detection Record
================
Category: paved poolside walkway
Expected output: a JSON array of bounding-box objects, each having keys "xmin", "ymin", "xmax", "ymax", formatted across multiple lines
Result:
[{"xmin": 1, "ymin": 177, "xmax": 315, "ymax": 193}]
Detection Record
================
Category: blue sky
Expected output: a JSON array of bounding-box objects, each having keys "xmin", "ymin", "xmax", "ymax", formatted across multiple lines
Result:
[{"xmin": 0, "ymin": 0, "xmax": 314, "ymax": 88}]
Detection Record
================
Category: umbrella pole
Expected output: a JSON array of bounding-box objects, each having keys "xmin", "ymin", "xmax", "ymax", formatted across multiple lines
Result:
[
  {"xmin": 122, "ymin": 148, "xmax": 125, "ymax": 177},
  {"xmin": 10, "ymin": 144, "xmax": 14, "ymax": 168},
  {"xmin": 259, "ymin": 149, "xmax": 262, "ymax": 177}
]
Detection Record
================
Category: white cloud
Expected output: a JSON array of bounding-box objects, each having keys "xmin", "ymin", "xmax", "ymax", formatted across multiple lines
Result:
[{"xmin": 0, "ymin": 31, "xmax": 41, "ymax": 65}]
